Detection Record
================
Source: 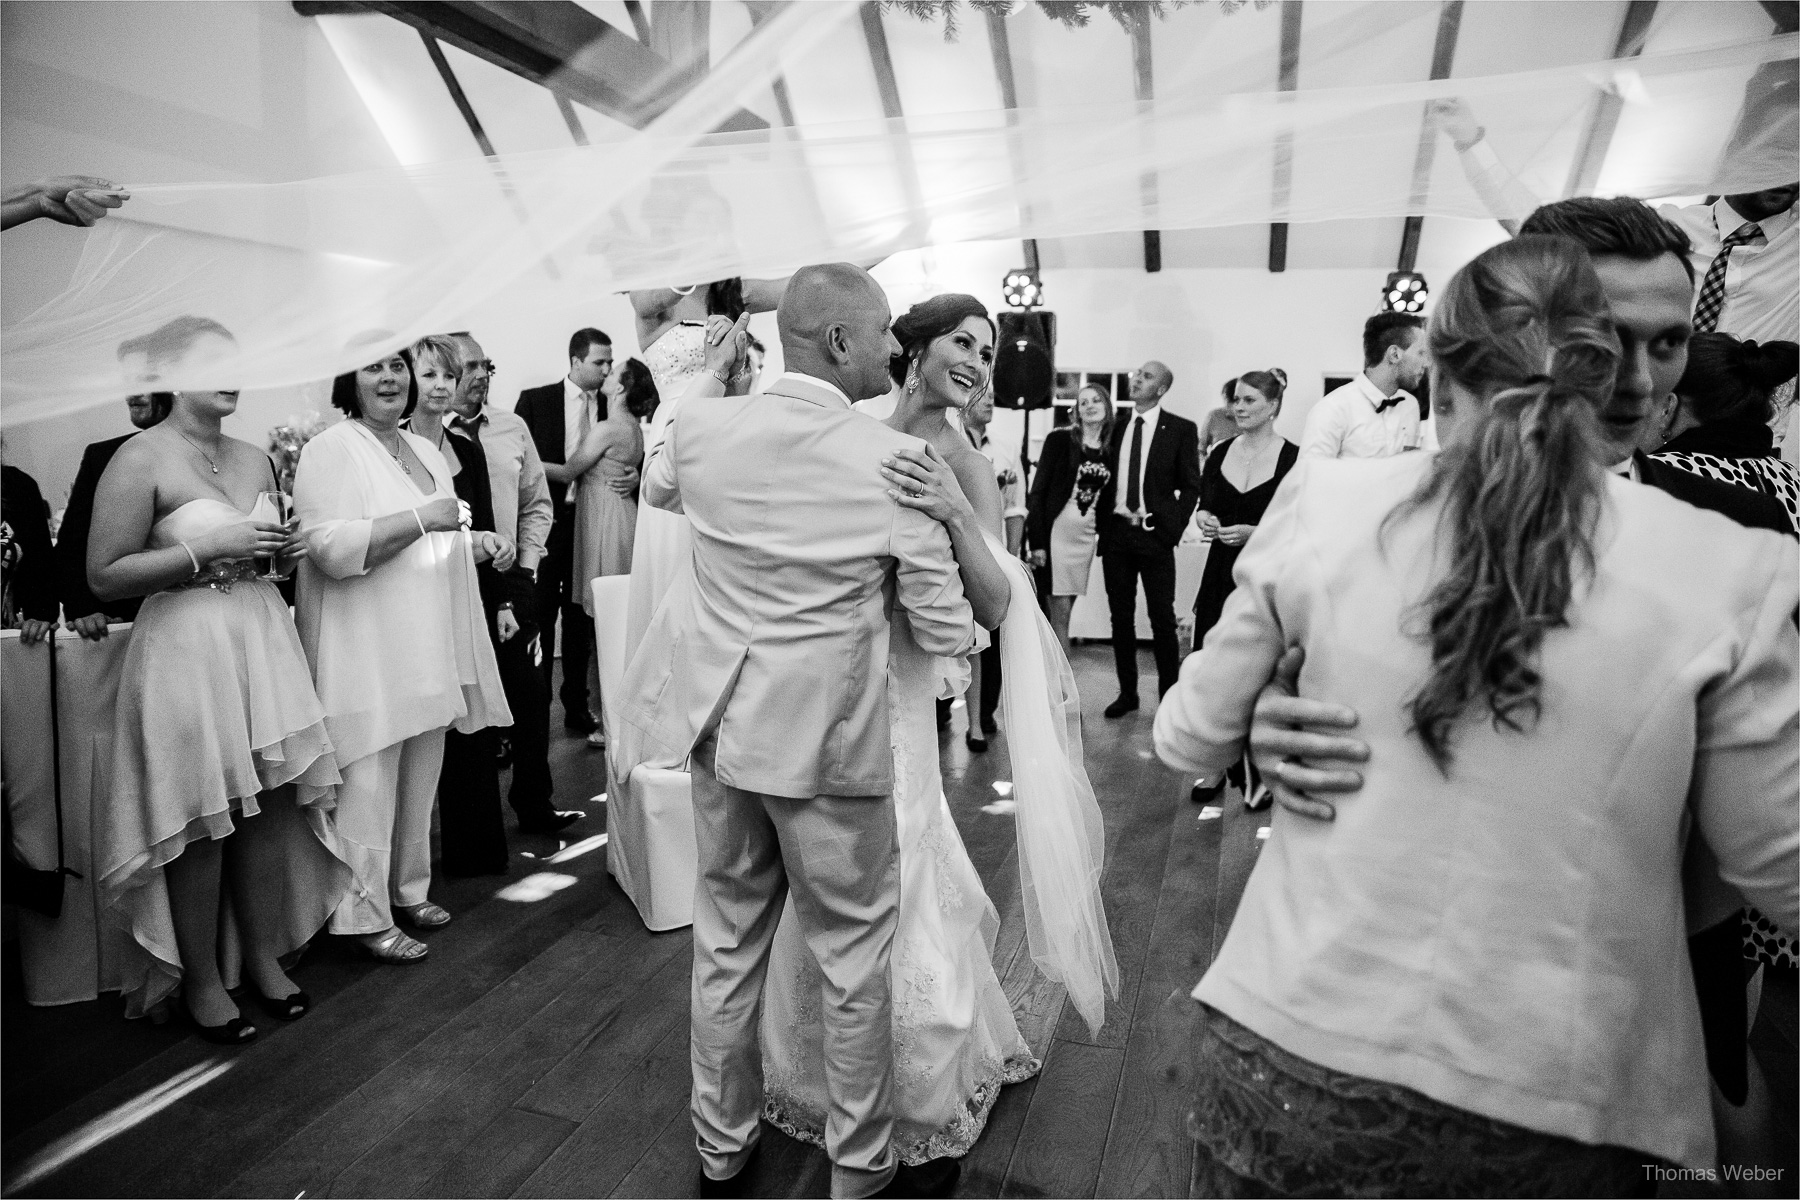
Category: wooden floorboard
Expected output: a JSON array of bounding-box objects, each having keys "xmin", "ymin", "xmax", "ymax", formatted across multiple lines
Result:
[
  {"xmin": 1, "ymin": 644, "xmax": 1242, "ymax": 1199},
  {"xmin": 1096, "ymin": 801, "xmax": 1208, "ymax": 1198}
]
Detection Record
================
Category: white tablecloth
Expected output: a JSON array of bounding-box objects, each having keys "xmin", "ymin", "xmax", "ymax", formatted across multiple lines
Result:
[
  {"xmin": 1068, "ymin": 541, "xmax": 1210, "ymax": 641},
  {"xmin": 2, "ymin": 626, "xmax": 136, "ymax": 1006}
]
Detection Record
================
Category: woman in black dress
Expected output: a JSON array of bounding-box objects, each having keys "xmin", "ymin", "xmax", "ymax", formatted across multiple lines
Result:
[{"xmin": 1189, "ymin": 368, "xmax": 1297, "ymax": 806}]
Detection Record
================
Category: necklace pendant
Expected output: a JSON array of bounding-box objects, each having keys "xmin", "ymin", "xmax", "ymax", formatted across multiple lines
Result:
[{"xmin": 211, "ymin": 464, "xmax": 220, "ymax": 474}]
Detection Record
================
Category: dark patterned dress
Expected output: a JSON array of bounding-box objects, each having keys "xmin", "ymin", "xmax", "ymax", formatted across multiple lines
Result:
[{"xmin": 1651, "ymin": 418, "xmax": 1799, "ymax": 971}]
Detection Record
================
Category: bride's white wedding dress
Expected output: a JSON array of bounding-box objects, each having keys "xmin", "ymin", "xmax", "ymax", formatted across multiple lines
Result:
[{"xmin": 760, "ymin": 536, "xmax": 1118, "ymax": 1162}]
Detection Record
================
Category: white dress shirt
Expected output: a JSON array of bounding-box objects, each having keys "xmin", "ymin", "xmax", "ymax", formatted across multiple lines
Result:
[
  {"xmin": 1662, "ymin": 197, "xmax": 1800, "ymax": 344},
  {"xmin": 456, "ymin": 406, "xmax": 553, "ymax": 572},
  {"xmin": 1113, "ymin": 403, "xmax": 1162, "ymax": 518},
  {"xmin": 967, "ymin": 427, "xmax": 1028, "ymax": 521},
  {"xmin": 1300, "ymin": 373, "xmax": 1421, "ymax": 459},
  {"xmin": 563, "ymin": 376, "xmax": 600, "ymax": 462}
]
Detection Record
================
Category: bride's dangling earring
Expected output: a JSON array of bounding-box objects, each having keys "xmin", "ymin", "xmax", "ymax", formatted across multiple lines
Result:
[{"xmin": 906, "ymin": 361, "xmax": 920, "ymax": 395}]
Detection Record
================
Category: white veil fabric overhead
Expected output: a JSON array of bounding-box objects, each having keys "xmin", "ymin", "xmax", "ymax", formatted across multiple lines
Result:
[{"xmin": 4, "ymin": 1, "xmax": 1794, "ymax": 421}]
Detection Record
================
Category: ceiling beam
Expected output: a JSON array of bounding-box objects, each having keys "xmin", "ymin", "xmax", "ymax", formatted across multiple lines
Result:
[
  {"xmin": 858, "ymin": 3, "xmax": 928, "ymax": 234},
  {"xmin": 1269, "ymin": 0, "xmax": 1303, "ymax": 273},
  {"xmin": 1562, "ymin": 0, "xmax": 1659, "ymax": 198},
  {"xmin": 291, "ymin": 0, "xmax": 767, "ymax": 133},
  {"xmin": 1396, "ymin": 0, "xmax": 1464, "ymax": 272},
  {"xmin": 984, "ymin": 6, "xmax": 1038, "ymax": 273},
  {"xmin": 1131, "ymin": 20, "xmax": 1160, "ymax": 273},
  {"xmin": 621, "ymin": 0, "xmax": 652, "ymax": 44}
]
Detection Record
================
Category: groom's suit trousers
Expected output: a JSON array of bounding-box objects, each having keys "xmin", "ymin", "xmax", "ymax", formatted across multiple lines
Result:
[{"xmin": 689, "ymin": 739, "xmax": 902, "ymax": 1199}]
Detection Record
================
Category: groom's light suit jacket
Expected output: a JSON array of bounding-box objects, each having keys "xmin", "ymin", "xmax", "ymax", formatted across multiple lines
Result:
[{"xmin": 623, "ymin": 372, "xmax": 981, "ymax": 800}]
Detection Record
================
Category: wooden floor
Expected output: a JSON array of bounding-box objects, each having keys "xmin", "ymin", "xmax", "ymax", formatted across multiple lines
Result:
[{"xmin": 1, "ymin": 644, "xmax": 1269, "ymax": 1199}]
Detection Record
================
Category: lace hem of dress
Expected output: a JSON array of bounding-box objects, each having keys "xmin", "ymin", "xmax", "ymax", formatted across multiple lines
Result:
[
  {"xmin": 763, "ymin": 1052, "xmax": 1040, "ymax": 1165},
  {"xmin": 1189, "ymin": 1007, "xmax": 1657, "ymax": 1199}
]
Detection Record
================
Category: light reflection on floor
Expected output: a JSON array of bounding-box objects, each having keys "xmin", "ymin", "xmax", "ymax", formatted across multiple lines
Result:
[{"xmin": 8, "ymin": 1059, "xmax": 234, "ymax": 1194}]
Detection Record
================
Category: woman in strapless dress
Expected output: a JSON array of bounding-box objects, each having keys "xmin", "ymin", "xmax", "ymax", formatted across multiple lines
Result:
[{"xmin": 86, "ymin": 324, "xmax": 350, "ymax": 1043}]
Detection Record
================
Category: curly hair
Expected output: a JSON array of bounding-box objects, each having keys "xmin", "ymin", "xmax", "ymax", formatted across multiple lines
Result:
[
  {"xmin": 1384, "ymin": 235, "xmax": 1620, "ymax": 773},
  {"xmin": 887, "ymin": 293, "xmax": 995, "ymax": 386}
]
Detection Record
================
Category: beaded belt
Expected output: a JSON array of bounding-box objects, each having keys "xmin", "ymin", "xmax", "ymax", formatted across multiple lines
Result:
[{"xmin": 169, "ymin": 559, "xmax": 262, "ymax": 594}]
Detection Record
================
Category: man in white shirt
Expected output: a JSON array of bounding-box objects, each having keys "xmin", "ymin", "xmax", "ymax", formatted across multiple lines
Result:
[
  {"xmin": 1300, "ymin": 313, "xmax": 1428, "ymax": 459},
  {"xmin": 959, "ymin": 388, "xmax": 1027, "ymax": 749},
  {"xmin": 448, "ymin": 333, "xmax": 579, "ymax": 836}
]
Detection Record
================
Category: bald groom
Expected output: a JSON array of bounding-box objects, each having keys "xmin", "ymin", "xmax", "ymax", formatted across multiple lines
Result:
[{"xmin": 625, "ymin": 263, "xmax": 975, "ymax": 1199}]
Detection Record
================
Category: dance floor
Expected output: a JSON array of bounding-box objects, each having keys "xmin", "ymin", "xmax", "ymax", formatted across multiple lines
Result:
[{"xmin": 10, "ymin": 647, "xmax": 1792, "ymax": 1198}]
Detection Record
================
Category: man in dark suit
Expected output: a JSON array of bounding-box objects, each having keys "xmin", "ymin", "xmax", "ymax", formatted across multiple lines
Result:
[
  {"xmin": 514, "ymin": 327, "xmax": 633, "ymax": 734},
  {"xmin": 58, "ymin": 357, "xmax": 177, "ymax": 637},
  {"xmin": 1097, "ymin": 360, "xmax": 1202, "ymax": 717}
]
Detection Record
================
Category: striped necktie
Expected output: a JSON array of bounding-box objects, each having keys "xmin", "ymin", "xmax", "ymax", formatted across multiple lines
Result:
[{"xmin": 1692, "ymin": 222, "xmax": 1762, "ymax": 334}]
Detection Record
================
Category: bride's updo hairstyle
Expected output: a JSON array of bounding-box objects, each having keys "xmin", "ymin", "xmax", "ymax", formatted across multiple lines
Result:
[
  {"xmin": 1384, "ymin": 235, "xmax": 1620, "ymax": 772},
  {"xmin": 1675, "ymin": 332, "xmax": 1799, "ymax": 427},
  {"xmin": 887, "ymin": 293, "xmax": 995, "ymax": 387}
]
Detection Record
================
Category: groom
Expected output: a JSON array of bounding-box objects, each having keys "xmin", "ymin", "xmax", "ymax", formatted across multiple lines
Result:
[{"xmin": 624, "ymin": 263, "xmax": 979, "ymax": 1199}]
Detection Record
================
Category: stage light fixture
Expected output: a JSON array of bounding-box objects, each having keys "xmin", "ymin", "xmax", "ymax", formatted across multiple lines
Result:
[
  {"xmin": 1381, "ymin": 271, "xmax": 1429, "ymax": 314},
  {"xmin": 1002, "ymin": 268, "xmax": 1044, "ymax": 310}
]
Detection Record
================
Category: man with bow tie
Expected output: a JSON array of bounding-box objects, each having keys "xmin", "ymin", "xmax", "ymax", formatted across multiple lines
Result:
[
  {"xmin": 1300, "ymin": 312, "xmax": 1429, "ymax": 460},
  {"xmin": 515, "ymin": 327, "xmax": 635, "ymax": 736}
]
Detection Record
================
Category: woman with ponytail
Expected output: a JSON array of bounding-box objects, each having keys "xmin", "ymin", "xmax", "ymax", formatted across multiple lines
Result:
[
  {"xmin": 1649, "ymin": 332, "xmax": 1800, "ymax": 532},
  {"xmin": 1155, "ymin": 236, "xmax": 1798, "ymax": 1194}
]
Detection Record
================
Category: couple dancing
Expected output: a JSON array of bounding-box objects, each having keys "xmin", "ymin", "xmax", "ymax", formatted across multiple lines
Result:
[{"xmin": 617, "ymin": 264, "xmax": 1117, "ymax": 1197}]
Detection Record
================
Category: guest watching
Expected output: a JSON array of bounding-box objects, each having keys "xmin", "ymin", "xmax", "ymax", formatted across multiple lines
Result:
[
  {"xmin": 293, "ymin": 346, "xmax": 511, "ymax": 963},
  {"xmin": 515, "ymin": 329, "xmax": 634, "ymax": 736},
  {"xmin": 2, "ymin": 461, "xmax": 58, "ymax": 645},
  {"xmin": 1097, "ymin": 360, "xmax": 1202, "ymax": 718},
  {"xmin": 86, "ymin": 318, "xmax": 343, "ymax": 1042},
  {"xmin": 1187, "ymin": 369, "xmax": 1297, "ymax": 809},
  {"xmin": 1300, "ymin": 313, "xmax": 1428, "ymax": 459},
  {"xmin": 1157, "ymin": 235, "xmax": 1797, "ymax": 1193},
  {"xmin": 405, "ymin": 335, "xmax": 538, "ymax": 876},
  {"xmin": 568, "ymin": 357, "xmax": 652, "ymax": 747},
  {"xmin": 1648, "ymin": 333, "xmax": 1799, "ymax": 531},
  {"xmin": 958, "ymin": 384, "xmax": 1025, "ymax": 752},
  {"xmin": 1517, "ymin": 197, "xmax": 1790, "ymax": 535},
  {"xmin": 57, "ymin": 329, "xmax": 191, "ymax": 638},
  {"xmin": 446, "ymin": 334, "xmax": 577, "ymax": 836},
  {"xmin": 1027, "ymin": 383, "xmax": 1114, "ymax": 650}
]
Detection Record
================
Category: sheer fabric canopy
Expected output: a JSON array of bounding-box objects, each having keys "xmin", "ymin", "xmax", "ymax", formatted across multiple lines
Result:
[{"xmin": 4, "ymin": 0, "xmax": 1793, "ymax": 421}]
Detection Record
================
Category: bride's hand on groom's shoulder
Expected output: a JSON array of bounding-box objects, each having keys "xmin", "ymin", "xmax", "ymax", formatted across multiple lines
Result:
[{"xmin": 882, "ymin": 445, "xmax": 972, "ymax": 527}]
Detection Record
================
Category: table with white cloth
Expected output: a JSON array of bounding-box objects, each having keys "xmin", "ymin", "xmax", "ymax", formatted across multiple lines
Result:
[
  {"xmin": 1068, "ymin": 540, "xmax": 1209, "ymax": 642},
  {"xmin": 1, "ymin": 626, "xmax": 136, "ymax": 1005},
  {"xmin": 590, "ymin": 576, "xmax": 696, "ymax": 931}
]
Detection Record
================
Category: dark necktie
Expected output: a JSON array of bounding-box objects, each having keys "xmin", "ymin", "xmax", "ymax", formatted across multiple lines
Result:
[
  {"xmin": 1126, "ymin": 416, "xmax": 1144, "ymax": 512},
  {"xmin": 1693, "ymin": 222, "xmax": 1762, "ymax": 333}
]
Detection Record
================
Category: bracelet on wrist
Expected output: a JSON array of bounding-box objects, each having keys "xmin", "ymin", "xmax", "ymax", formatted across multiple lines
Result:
[
  {"xmin": 178, "ymin": 540, "xmax": 202, "ymax": 576},
  {"xmin": 411, "ymin": 507, "xmax": 428, "ymax": 537}
]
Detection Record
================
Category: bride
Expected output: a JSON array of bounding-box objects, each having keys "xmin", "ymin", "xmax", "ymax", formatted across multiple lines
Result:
[{"xmin": 758, "ymin": 294, "xmax": 1120, "ymax": 1163}]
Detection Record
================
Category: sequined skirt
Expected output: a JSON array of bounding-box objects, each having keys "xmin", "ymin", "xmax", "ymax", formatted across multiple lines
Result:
[{"xmin": 1188, "ymin": 1006, "xmax": 1659, "ymax": 1199}]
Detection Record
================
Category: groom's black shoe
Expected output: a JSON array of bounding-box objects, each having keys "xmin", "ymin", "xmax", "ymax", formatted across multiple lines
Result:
[
  {"xmin": 1190, "ymin": 777, "xmax": 1225, "ymax": 806},
  {"xmin": 1103, "ymin": 694, "xmax": 1139, "ymax": 719},
  {"xmin": 697, "ymin": 1144, "xmax": 760, "ymax": 1199},
  {"xmin": 874, "ymin": 1157, "xmax": 961, "ymax": 1198}
]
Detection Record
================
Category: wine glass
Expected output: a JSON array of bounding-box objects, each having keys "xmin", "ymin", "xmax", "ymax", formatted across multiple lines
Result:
[{"xmin": 251, "ymin": 491, "xmax": 291, "ymax": 580}]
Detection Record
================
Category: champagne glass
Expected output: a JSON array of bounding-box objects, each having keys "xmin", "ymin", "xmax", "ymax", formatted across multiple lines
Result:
[{"xmin": 251, "ymin": 491, "xmax": 291, "ymax": 580}]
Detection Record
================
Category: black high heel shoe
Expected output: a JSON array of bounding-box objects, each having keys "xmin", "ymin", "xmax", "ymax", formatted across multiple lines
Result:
[
  {"xmin": 247, "ymin": 985, "xmax": 312, "ymax": 1021},
  {"xmin": 186, "ymin": 1004, "xmax": 258, "ymax": 1046},
  {"xmin": 965, "ymin": 730, "xmax": 988, "ymax": 753}
]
